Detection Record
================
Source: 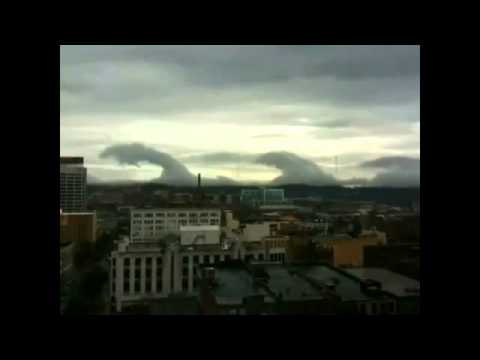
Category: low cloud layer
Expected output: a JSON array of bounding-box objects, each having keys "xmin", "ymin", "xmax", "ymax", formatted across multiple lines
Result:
[
  {"xmin": 255, "ymin": 151, "xmax": 338, "ymax": 186},
  {"xmin": 361, "ymin": 156, "xmax": 420, "ymax": 187},
  {"xmin": 96, "ymin": 144, "xmax": 420, "ymax": 187},
  {"xmin": 99, "ymin": 143, "xmax": 240, "ymax": 186}
]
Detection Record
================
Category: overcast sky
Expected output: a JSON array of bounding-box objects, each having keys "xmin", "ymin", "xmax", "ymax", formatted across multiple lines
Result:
[{"xmin": 60, "ymin": 45, "xmax": 420, "ymax": 185}]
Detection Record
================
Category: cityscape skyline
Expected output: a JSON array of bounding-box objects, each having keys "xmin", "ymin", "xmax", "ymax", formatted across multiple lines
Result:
[{"xmin": 61, "ymin": 45, "xmax": 419, "ymax": 186}]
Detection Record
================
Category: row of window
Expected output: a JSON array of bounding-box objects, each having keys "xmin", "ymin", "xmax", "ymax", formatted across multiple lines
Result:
[
  {"xmin": 358, "ymin": 302, "xmax": 395, "ymax": 315},
  {"xmin": 123, "ymin": 256, "xmax": 162, "ymax": 267},
  {"xmin": 122, "ymin": 279, "xmax": 162, "ymax": 294},
  {"xmin": 265, "ymin": 240, "xmax": 287, "ymax": 248},
  {"xmin": 133, "ymin": 212, "xmax": 220, "ymax": 218}
]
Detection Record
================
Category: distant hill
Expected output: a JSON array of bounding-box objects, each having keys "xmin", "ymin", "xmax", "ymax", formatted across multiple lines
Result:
[{"xmin": 87, "ymin": 182, "xmax": 419, "ymax": 207}]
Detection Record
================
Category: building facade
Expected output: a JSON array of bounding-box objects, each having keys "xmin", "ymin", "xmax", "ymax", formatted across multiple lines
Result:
[
  {"xmin": 60, "ymin": 211, "xmax": 97, "ymax": 244},
  {"xmin": 60, "ymin": 157, "xmax": 87, "ymax": 213},
  {"xmin": 130, "ymin": 208, "xmax": 221, "ymax": 242},
  {"xmin": 240, "ymin": 188, "xmax": 285, "ymax": 207}
]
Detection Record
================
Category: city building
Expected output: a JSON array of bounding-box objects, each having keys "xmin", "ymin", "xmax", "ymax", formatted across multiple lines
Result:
[
  {"xmin": 130, "ymin": 208, "xmax": 221, "ymax": 242},
  {"xmin": 199, "ymin": 264, "xmax": 276, "ymax": 315},
  {"xmin": 110, "ymin": 228, "xmax": 237, "ymax": 312},
  {"xmin": 315, "ymin": 230, "xmax": 387, "ymax": 268},
  {"xmin": 293, "ymin": 264, "xmax": 396, "ymax": 315},
  {"xmin": 363, "ymin": 243, "xmax": 420, "ymax": 280},
  {"xmin": 240, "ymin": 188, "xmax": 285, "ymax": 207},
  {"xmin": 60, "ymin": 157, "xmax": 87, "ymax": 213},
  {"xmin": 60, "ymin": 211, "xmax": 97, "ymax": 244},
  {"xmin": 60, "ymin": 241, "xmax": 74, "ymax": 276},
  {"xmin": 344, "ymin": 268, "xmax": 420, "ymax": 314},
  {"xmin": 180, "ymin": 225, "xmax": 221, "ymax": 246}
]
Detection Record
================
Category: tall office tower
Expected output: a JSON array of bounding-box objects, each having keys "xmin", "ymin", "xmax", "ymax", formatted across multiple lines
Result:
[{"xmin": 60, "ymin": 157, "xmax": 87, "ymax": 212}]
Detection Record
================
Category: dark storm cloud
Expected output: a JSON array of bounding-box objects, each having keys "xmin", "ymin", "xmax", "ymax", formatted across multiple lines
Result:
[{"xmin": 61, "ymin": 45, "xmax": 419, "ymax": 119}]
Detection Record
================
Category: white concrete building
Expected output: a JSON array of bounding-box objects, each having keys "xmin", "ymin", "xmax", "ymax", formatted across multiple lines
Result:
[
  {"xmin": 241, "ymin": 221, "xmax": 285, "ymax": 242},
  {"xmin": 180, "ymin": 225, "xmax": 220, "ymax": 246},
  {"xmin": 130, "ymin": 208, "xmax": 221, "ymax": 242}
]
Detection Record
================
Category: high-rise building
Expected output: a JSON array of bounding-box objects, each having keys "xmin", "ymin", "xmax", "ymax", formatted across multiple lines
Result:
[
  {"xmin": 60, "ymin": 157, "xmax": 87, "ymax": 212},
  {"xmin": 240, "ymin": 188, "xmax": 285, "ymax": 207}
]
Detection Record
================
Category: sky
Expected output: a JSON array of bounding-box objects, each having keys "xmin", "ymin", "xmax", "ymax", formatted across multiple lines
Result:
[{"xmin": 60, "ymin": 45, "xmax": 420, "ymax": 186}]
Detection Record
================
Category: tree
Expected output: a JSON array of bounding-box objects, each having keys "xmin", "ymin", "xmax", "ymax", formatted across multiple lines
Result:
[{"xmin": 73, "ymin": 241, "xmax": 94, "ymax": 270}]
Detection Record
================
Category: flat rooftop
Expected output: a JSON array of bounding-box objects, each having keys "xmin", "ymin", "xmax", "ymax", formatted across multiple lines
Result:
[
  {"xmin": 263, "ymin": 265, "xmax": 326, "ymax": 301},
  {"xmin": 293, "ymin": 265, "xmax": 370, "ymax": 301},
  {"xmin": 345, "ymin": 268, "xmax": 420, "ymax": 298},
  {"xmin": 213, "ymin": 268, "xmax": 273, "ymax": 305}
]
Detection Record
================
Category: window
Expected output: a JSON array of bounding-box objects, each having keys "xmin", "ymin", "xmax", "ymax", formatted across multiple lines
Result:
[
  {"xmin": 193, "ymin": 255, "xmax": 199, "ymax": 264},
  {"xmin": 146, "ymin": 281, "xmax": 151, "ymax": 293},
  {"xmin": 156, "ymin": 213, "xmax": 165, "ymax": 217},
  {"xmin": 259, "ymin": 254, "xmax": 264, "ymax": 261},
  {"xmin": 135, "ymin": 269, "xmax": 141, "ymax": 279},
  {"xmin": 133, "ymin": 220, "xmax": 142, "ymax": 224},
  {"xmin": 189, "ymin": 213, "xmax": 198, "ymax": 217},
  {"xmin": 156, "ymin": 280, "xmax": 162, "ymax": 292},
  {"xmin": 146, "ymin": 258, "xmax": 152, "ymax": 267},
  {"xmin": 124, "ymin": 258, "xmax": 130, "ymax": 267},
  {"xmin": 124, "ymin": 269, "xmax": 130, "ymax": 278},
  {"xmin": 112, "ymin": 258, "xmax": 116, "ymax": 267},
  {"xmin": 144, "ymin": 220, "xmax": 154, "ymax": 224},
  {"xmin": 155, "ymin": 220, "xmax": 164, "ymax": 224},
  {"xmin": 146, "ymin": 269, "xmax": 152, "ymax": 279},
  {"xmin": 112, "ymin": 269, "xmax": 116, "ymax": 278},
  {"xmin": 135, "ymin": 281, "xmax": 140, "ymax": 293},
  {"xmin": 225, "ymin": 255, "xmax": 231, "ymax": 261},
  {"xmin": 210, "ymin": 213, "xmax": 219, "ymax": 217},
  {"xmin": 133, "ymin": 214, "xmax": 141, "ymax": 218},
  {"xmin": 204, "ymin": 255, "xmax": 210, "ymax": 264},
  {"xmin": 182, "ymin": 279, "xmax": 188, "ymax": 290},
  {"xmin": 178, "ymin": 213, "xmax": 187, "ymax": 218},
  {"xmin": 145, "ymin": 213, "xmax": 153, "ymax": 218},
  {"xmin": 183, "ymin": 268, "xmax": 189, "ymax": 277},
  {"xmin": 371, "ymin": 303, "xmax": 378, "ymax": 315},
  {"xmin": 156, "ymin": 226, "xmax": 164, "ymax": 231},
  {"xmin": 388, "ymin": 302, "xmax": 395, "ymax": 314},
  {"xmin": 200, "ymin": 212, "xmax": 208, "ymax": 217},
  {"xmin": 214, "ymin": 255, "xmax": 220, "ymax": 263},
  {"xmin": 167, "ymin": 213, "xmax": 176, "ymax": 218},
  {"xmin": 156, "ymin": 257, "xmax": 162, "ymax": 266},
  {"xmin": 112, "ymin": 282, "xmax": 116, "ymax": 293},
  {"xmin": 380, "ymin": 302, "xmax": 388, "ymax": 314},
  {"xmin": 183, "ymin": 256, "xmax": 189, "ymax": 265},
  {"xmin": 135, "ymin": 258, "xmax": 141, "ymax": 267},
  {"xmin": 123, "ymin": 280, "xmax": 130, "ymax": 293}
]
